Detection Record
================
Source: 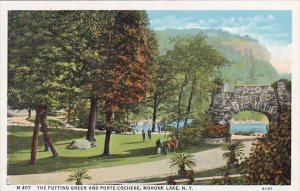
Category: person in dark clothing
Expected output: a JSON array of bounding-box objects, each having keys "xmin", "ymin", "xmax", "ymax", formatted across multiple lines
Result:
[
  {"xmin": 156, "ymin": 139, "xmax": 161, "ymax": 147},
  {"xmin": 147, "ymin": 129, "xmax": 152, "ymax": 140},
  {"xmin": 142, "ymin": 130, "xmax": 146, "ymax": 141},
  {"xmin": 156, "ymin": 139, "xmax": 162, "ymax": 154}
]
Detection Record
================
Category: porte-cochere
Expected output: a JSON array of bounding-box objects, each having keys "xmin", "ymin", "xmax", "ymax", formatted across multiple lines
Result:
[{"xmin": 209, "ymin": 81, "xmax": 291, "ymax": 132}]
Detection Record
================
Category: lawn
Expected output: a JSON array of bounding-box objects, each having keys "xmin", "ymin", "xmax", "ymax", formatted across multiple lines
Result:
[{"xmin": 7, "ymin": 125, "xmax": 217, "ymax": 175}]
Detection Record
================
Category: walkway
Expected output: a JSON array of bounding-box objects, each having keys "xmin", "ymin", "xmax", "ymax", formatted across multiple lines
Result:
[{"xmin": 7, "ymin": 141, "xmax": 254, "ymax": 185}]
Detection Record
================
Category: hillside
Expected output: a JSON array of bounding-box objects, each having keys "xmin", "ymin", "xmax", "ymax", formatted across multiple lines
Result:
[{"xmin": 155, "ymin": 29, "xmax": 286, "ymax": 89}]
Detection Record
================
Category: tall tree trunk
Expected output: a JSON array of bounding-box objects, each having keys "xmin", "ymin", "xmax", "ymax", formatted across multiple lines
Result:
[
  {"xmin": 103, "ymin": 102, "xmax": 113, "ymax": 157},
  {"xmin": 86, "ymin": 97, "xmax": 98, "ymax": 142},
  {"xmin": 73, "ymin": 107, "xmax": 77, "ymax": 122},
  {"xmin": 177, "ymin": 76, "xmax": 187, "ymax": 128},
  {"xmin": 67, "ymin": 107, "xmax": 71, "ymax": 124},
  {"xmin": 30, "ymin": 106, "xmax": 42, "ymax": 165},
  {"xmin": 41, "ymin": 107, "xmax": 49, "ymax": 152},
  {"xmin": 151, "ymin": 93, "xmax": 158, "ymax": 132},
  {"xmin": 40, "ymin": 107, "xmax": 59, "ymax": 157},
  {"xmin": 184, "ymin": 78, "xmax": 196, "ymax": 128},
  {"xmin": 126, "ymin": 109, "xmax": 129, "ymax": 124}
]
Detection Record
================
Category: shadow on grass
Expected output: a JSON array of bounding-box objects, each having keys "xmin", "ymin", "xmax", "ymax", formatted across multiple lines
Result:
[
  {"xmin": 8, "ymin": 147, "xmax": 160, "ymax": 175},
  {"xmin": 108, "ymin": 147, "xmax": 157, "ymax": 158},
  {"xmin": 8, "ymin": 155, "xmax": 122, "ymax": 175},
  {"xmin": 7, "ymin": 126, "xmax": 85, "ymax": 153},
  {"xmin": 8, "ymin": 126, "xmax": 220, "ymax": 176},
  {"xmin": 124, "ymin": 141, "xmax": 145, "ymax": 144}
]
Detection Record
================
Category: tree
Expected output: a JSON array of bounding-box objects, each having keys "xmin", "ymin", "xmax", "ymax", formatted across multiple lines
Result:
[
  {"xmin": 56, "ymin": 11, "xmax": 116, "ymax": 142},
  {"xmin": 8, "ymin": 11, "xmax": 78, "ymax": 164},
  {"xmin": 166, "ymin": 34, "xmax": 228, "ymax": 128},
  {"xmin": 98, "ymin": 11, "xmax": 157, "ymax": 156},
  {"xmin": 242, "ymin": 106, "xmax": 291, "ymax": 184},
  {"xmin": 145, "ymin": 56, "xmax": 176, "ymax": 132}
]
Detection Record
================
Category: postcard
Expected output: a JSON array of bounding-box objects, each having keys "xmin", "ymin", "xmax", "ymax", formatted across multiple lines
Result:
[{"xmin": 1, "ymin": 1, "xmax": 299, "ymax": 191}]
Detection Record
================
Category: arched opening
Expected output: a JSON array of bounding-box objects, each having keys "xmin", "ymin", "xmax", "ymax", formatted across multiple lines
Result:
[{"xmin": 230, "ymin": 111, "xmax": 269, "ymax": 136}]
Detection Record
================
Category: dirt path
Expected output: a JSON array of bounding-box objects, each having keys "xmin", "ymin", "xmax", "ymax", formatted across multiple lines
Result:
[
  {"xmin": 7, "ymin": 140, "xmax": 254, "ymax": 185},
  {"xmin": 8, "ymin": 116, "xmax": 34, "ymax": 126}
]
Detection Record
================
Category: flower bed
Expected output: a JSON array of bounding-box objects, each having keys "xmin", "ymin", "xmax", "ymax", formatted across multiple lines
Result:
[
  {"xmin": 204, "ymin": 124, "xmax": 229, "ymax": 144},
  {"xmin": 206, "ymin": 124, "xmax": 228, "ymax": 138}
]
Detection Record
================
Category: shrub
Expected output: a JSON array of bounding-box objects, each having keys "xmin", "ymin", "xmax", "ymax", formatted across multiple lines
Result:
[
  {"xmin": 167, "ymin": 113, "xmax": 212, "ymax": 148},
  {"xmin": 48, "ymin": 119, "xmax": 65, "ymax": 128},
  {"xmin": 169, "ymin": 127, "xmax": 204, "ymax": 148},
  {"xmin": 234, "ymin": 131, "xmax": 254, "ymax": 136},
  {"xmin": 206, "ymin": 124, "xmax": 228, "ymax": 138},
  {"xmin": 221, "ymin": 141, "xmax": 245, "ymax": 166},
  {"xmin": 241, "ymin": 106, "xmax": 291, "ymax": 185},
  {"xmin": 170, "ymin": 153, "xmax": 196, "ymax": 171},
  {"xmin": 65, "ymin": 168, "xmax": 91, "ymax": 185}
]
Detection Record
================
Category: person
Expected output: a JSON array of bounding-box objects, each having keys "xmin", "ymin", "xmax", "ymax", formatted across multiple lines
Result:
[
  {"xmin": 142, "ymin": 130, "xmax": 146, "ymax": 141},
  {"xmin": 169, "ymin": 136, "xmax": 179, "ymax": 152},
  {"xmin": 156, "ymin": 139, "xmax": 162, "ymax": 154},
  {"xmin": 147, "ymin": 129, "xmax": 152, "ymax": 140},
  {"xmin": 162, "ymin": 142, "xmax": 170, "ymax": 156}
]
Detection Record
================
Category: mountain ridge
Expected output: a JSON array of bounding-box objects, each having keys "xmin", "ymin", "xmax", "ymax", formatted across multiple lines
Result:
[{"xmin": 154, "ymin": 29, "xmax": 290, "ymax": 89}]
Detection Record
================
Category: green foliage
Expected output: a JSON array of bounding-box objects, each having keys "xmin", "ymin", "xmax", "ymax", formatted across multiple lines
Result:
[
  {"xmin": 162, "ymin": 34, "xmax": 227, "ymax": 125},
  {"xmin": 242, "ymin": 106, "xmax": 291, "ymax": 185},
  {"xmin": 271, "ymin": 79, "xmax": 291, "ymax": 93},
  {"xmin": 167, "ymin": 114, "xmax": 212, "ymax": 148},
  {"xmin": 233, "ymin": 111, "xmax": 268, "ymax": 122},
  {"xmin": 234, "ymin": 132, "xmax": 255, "ymax": 136},
  {"xmin": 170, "ymin": 153, "xmax": 196, "ymax": 171},
  {"xmin": 65, "ymin": 168, "xmax": 91, "ymax": 185},
  {"xmin": 145, "ymin": 55, "xmax": 177, "ymax": 131},
  {"xmin": 221, "ymin": 141, "xmax": 245, "ymax": 166},
  {"xmin": 169, "ymin": 127, "xmax": 203, "ymax": 148},
  {"xmin": 8, "ymin": 11, "xmax": 80, "ymax": 110},
  {"xmin": 47, "ymin": 119, "xmax": 66, "ymax": 129},
  {"xmin": 154, "ymin": 29, "xmax": 282, "ymax": 91}
]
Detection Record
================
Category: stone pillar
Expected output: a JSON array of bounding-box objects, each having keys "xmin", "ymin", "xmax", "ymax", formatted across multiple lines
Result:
[{"xmin": 277, "ymin": 81, "xmax": 291, "ymax": 106}]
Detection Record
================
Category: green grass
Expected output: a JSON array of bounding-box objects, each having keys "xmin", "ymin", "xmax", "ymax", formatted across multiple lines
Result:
[{"xmin": 7, "ymin": 125, "xmax": 217, "ymax": 175}]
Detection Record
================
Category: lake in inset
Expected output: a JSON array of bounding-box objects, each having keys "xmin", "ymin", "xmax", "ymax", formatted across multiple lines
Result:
[{"xmin": 231, "ymin": 123, "xmax": 268, "ymax": 134}]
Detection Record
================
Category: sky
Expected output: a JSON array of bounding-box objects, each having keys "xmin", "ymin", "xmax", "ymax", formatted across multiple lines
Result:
[{"xmin": 147, "ymin": 10, "xmax": 292, "ymax": 74}]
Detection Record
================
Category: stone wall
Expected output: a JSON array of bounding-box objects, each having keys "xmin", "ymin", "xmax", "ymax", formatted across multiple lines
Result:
[{"xmin": 210, "ymin": 82, "xmax": 291, "ymax": 127}]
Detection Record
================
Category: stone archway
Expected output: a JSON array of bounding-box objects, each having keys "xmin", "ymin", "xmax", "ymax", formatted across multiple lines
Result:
[{"xmin": 210, "ymin": 82, "xmax": 291, "ymax": 130}]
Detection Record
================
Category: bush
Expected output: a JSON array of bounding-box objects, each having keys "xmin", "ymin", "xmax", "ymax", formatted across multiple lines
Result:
[
  {"xmin": 48, "ymin": 119, "xmax": 65, "ymax": 128},
  {"xmin": 166, "ymin": 113, "xmax": 213, "ymax": 148},
  {"xmin": 234, "ymin": 131, "xmax": 254, "ymax": 136},
  {"xmin": 206, "ymin": 124, "xmax": 228, "ymax": 138},
  {"xmin": 241, "ymin": 106, "xmax": 291, "ymax": 185},
  {"xmin": 168, "ymin": 127, "xmax": 204, "ymax": 149}
]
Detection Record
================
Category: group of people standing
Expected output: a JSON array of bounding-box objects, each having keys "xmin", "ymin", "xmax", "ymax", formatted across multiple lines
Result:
[
  {"xmin": 155, "ymin": 137, "xmax": 179, "ymax": 155},
  {"xmin": 142, "ymin": 129, "xmax": 152, "ymax": 141},
  {"xmin": 140, "ymin": 127, "xmax": 179, "ymax": 156}
]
